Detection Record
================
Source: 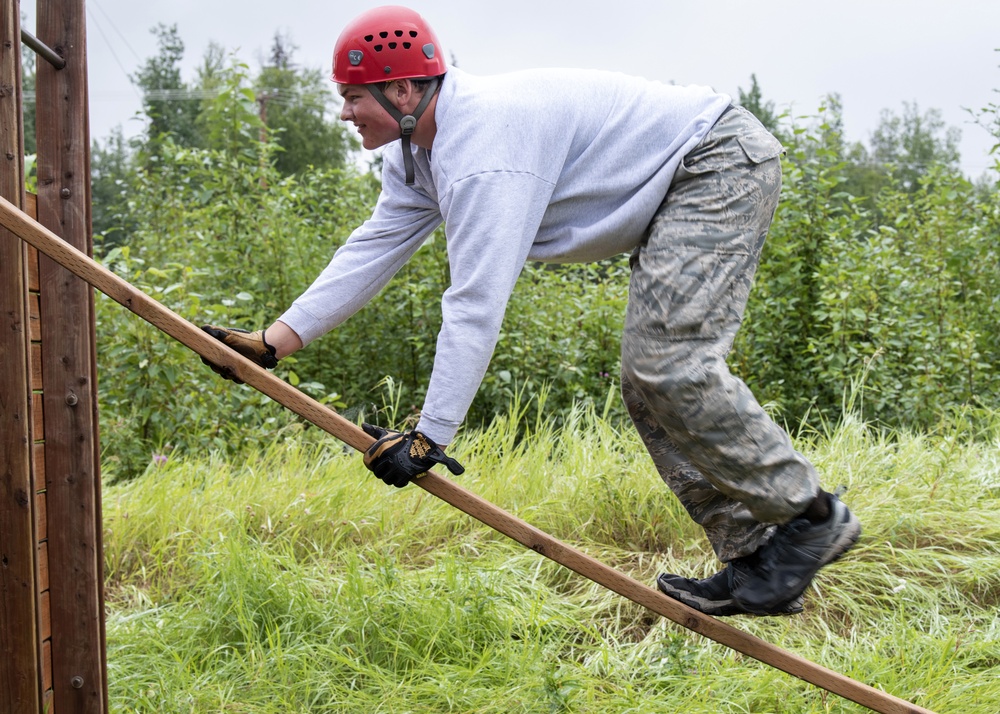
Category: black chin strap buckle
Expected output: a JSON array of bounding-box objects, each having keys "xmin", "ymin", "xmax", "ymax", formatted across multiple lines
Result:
[{"xmin": 366, "ymin": 77, "xmax": 441, "ymax": 185}]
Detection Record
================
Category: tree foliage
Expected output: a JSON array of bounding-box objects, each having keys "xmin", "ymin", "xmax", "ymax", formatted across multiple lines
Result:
[
  {"xmin": 256, "ymin": 32, "xmax": 356, "ymax": 175},
  {"xmin": 95, "ymin": 127, "xmax": 379, "ymax": 479},
  {"xmin": 92, "ymin": 26, "xmax": 355, "ymax": 242},
  {"xmin": 737, "ymin": 73, "xmax": 784, "ymax": 140},
  {"xmin": 131, "ymin": 24, "xmax": 203, "ymax": 149},
  {"xmin": 737, "ymin": 120, "xmax": 999, "ymax": 430},
  {"xmin": 90, "ymin": 57, "xmax": 1000, "ymax": 480}
]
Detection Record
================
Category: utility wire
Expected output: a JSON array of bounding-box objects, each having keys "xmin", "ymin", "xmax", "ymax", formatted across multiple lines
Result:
[
  {"xmin": 89, "ymin": 0, "xmax": 142, "ymax": 64},
  {"xmin": 86, "ymin": 5, "xmax": 143, "ymax": 106},
  {"xmin": 138, "ymin": 87, "xmax": 329, "ymax": 105}
]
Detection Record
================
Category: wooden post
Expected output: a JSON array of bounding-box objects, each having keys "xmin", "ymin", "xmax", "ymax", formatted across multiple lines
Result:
[
  {"xmin": 34, "ymin": 0, "xmax": 108, "ymax": 710},
  {"xmin": 1, "ymin": 3, "xmax": 41, "ymax": 712}
]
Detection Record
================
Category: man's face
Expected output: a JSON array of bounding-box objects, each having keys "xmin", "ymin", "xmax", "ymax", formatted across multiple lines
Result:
[{"xmin": 338, "ymin": 84, "xmax": 400, "ymax": 150}]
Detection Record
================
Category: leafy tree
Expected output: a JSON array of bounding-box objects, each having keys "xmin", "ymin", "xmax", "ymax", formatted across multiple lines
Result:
[
  {"xmin": 803, "ymin": 94, "xmax": 887, "ymax": 211},
  {"xmin": 131, "ymin": 23, "xmax": 202, "ymax": 149},
  {"xmin": 737, "ymin": 73, "xmax": 784, "ymax": 140},
  {"xmin": 254, "ymin": 32, "xmax": 355, "ymax": 175},
  {"xmin": 127, "ymin": 26, "xmax": 352, "ymax": 175},
  {"xmin": 190, "ymin": 41, "xmax": 229, "ymax": 148},
  {"xmin": 90, "ymin": 127, "xmax": 137, "ymax": 242},
  {"xmin": 865, "ymin": 102, "xmax": 961, "ymax": 190},
  {"xmin": 733, "ymin": 100, "xmax": 860, "ymax": 419},
  {"xmin": 729, "ymin": 87, "xmax": 1000, "ymax": 432},
  {"xmin": 851, "ymin": 104, "xmax": 963, "ymax": 220},
  {"xmin": 196, "ymin": 57, "xmax": 265, "ymax": 159}
]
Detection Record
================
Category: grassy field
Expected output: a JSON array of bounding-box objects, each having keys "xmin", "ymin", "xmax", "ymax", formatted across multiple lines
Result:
[{"xmin": 102, "ymin": 405, "xmax": 1000, "ymax": 713}]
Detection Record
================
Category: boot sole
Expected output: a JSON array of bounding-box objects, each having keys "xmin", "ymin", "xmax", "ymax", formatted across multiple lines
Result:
[{"xmin": 656, "ymin": 574, "xmax": 804, "ymax": 617}]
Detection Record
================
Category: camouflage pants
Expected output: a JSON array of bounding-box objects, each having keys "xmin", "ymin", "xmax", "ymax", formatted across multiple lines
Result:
[{"xmin": 621, "ymin": 106, "xmax": 819, "ymax": 562}]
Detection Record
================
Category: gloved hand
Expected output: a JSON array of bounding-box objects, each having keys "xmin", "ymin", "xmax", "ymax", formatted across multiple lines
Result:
[
  {"xmin": 362, "ymin": 423, "xmax": 465, "ymax": 488},
  {"xmin": 200, "ymin": 325, "xmax": 279, "ymax": 384}
]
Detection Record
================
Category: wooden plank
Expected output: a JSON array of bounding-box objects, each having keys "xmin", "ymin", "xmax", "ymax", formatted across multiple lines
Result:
[
  {"xmin": 36, "ymin": 491, "xmax": 47, "ymax": 543},
  {"xmin": 31, "ymin": 342, "xmax": 44, "ymax": 391},
  {"xmin": 35, "ymin": 0, "xmax": 108, "ymax": 709},
  {"xmin": 39, "ymin": 587, "xmax": 51, "ymax": 714},
  {"xmin": 38, "ymin": 542, "xmax": 49, "ymax": 593},
  {"xmin": 42, "ymin": 640, "xmax": 52, "ymax": 698},
  {"xmin": 0, "ymin": 3, "xmax": 41, "ymax": 713},
  {"xmin": 34, "ymin": 443, "xmax": 46, "ymax": 484},
  {"xmin": 27, "ymin": 196, "xmax": 38, "ymax": 294},
  {"xmin": 32, "ymin": 392, "xmax": 45, "ymax": 440},
  {"xmin": 28, "ymin": 291, "xmax": 41, "ymax": 342},
  {"xmin": 28, "ymin": 244, "xmax": 40, "ymax": 291},
  {"xmin": 40, "ymin": 592, "xmax": 51, "ymax": 641}
]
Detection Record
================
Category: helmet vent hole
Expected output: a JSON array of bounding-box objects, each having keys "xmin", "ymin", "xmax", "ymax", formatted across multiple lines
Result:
[
  {"xmin": 364, "ymin": 35, "xmax": 374, "ymax": 42},
  {"xmin": 379, "ymin": 31, "xmax": 389, "ymax": 38},
  {"xmin": 388, "ymin": 42, "xmax": 397, "ymax": 49},
  {"xmin": 409, "ymin": 31, "xmax": 418, "ymax": 38},
  {"xmin": 395, "ymin": 30, "xmax": 404, "ymax": 37},
  {"xmin": 373, "ymin": 44, "xmax": 383, "ymax": 52},
  {"xmin": 403, "ymin": 42, "xmax": 411, "ymax": 49}
]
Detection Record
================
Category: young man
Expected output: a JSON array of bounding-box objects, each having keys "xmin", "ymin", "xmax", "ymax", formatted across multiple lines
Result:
[{"xmin": 203, "ymin": 5, "xmax": 860, "ymax": 616}]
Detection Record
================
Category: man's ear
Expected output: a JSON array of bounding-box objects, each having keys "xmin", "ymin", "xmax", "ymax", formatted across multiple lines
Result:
[{"xmin": 389, "ymin": 79, "xmax": 414, "ymax": 110}]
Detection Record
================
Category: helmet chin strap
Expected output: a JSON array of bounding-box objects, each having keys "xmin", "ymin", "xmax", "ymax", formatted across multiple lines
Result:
[{"xmin": 367, "ymin": 77, "xmax": 440, "ymax": 185}]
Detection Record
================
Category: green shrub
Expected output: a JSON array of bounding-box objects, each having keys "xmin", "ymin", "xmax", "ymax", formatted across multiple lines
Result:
[{"xmin": 95, "ymin": 102, "xmax": 1000, "ymax": 479}]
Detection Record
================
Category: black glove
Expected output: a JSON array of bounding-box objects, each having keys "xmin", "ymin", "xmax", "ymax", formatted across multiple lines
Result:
[
  {"xmin": 200, "ymin": 325, "xmax": 279, "ymax": 384},
  {"xmin": 362, "ymin": 423, "xmax": 465, "ymax": 488}
]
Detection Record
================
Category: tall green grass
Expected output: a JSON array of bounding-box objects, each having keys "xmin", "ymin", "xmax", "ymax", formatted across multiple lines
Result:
[{"xmin": 103, "ymin": 406, "xmax": 1000, "ymax": 713}]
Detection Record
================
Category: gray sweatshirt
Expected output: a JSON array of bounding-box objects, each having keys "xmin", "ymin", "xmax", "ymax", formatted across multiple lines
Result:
[{"xmin": 278, "ymin": 66, "xmax": 730, "ymax": 444}]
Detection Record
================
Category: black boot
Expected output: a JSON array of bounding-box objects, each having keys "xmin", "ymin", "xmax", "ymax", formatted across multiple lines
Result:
[{"xmin": 657, "ymin": 554, "xmax": 805, "ymax": 617}]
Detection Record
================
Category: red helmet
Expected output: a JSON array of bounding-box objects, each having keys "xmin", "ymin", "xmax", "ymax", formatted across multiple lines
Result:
[{"xmin": 332, "ymin": 6, "xmax": 447, "ymax": 85}]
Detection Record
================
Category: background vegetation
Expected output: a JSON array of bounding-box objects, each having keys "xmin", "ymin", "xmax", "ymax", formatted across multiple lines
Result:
[
  {"xmin": 61, "ymin": 30, "xmax": 999, "ymax": 480},
  {"xmin": 17, "ymin": 25, "xmax": 1000, "ymax": 712},
  {"xmin": 101, "ymin": 405, "xmax": 1000, "ymax": 713}
]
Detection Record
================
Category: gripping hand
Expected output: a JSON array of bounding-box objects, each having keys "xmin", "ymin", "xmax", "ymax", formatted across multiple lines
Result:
[
  {"xmin": 362, "ymin": 423, "xmax": 465, "ymax": 488},
  {"xmin": 200, "ymin": 325, "xmax": 278, "ymax": 383}
]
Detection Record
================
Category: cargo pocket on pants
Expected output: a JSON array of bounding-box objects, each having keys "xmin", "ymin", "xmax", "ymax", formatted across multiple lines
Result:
[{"xmin": 737, "ymin": 129, "xmax": 784, "ymax": 164}]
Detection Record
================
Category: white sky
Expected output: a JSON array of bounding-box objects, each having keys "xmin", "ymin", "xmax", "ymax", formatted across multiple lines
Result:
[{"xmin": 21, "ymin": 0, "xmax": 1000, "ymax": 178}]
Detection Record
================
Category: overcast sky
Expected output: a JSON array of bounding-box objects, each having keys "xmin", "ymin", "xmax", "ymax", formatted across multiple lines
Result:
[{"xmin": 22, "ymin": 0, "xmax": 1000, "ymax": 178}]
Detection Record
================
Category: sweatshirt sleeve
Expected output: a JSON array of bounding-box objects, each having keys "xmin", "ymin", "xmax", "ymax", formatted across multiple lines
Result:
[
  {"xmin": 278, "ymin": 164, "xmax": 442, "ymax": 346},
  {"xmin": 415, "ymin": 170, "xmax": 555, "ymax": 444}
]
